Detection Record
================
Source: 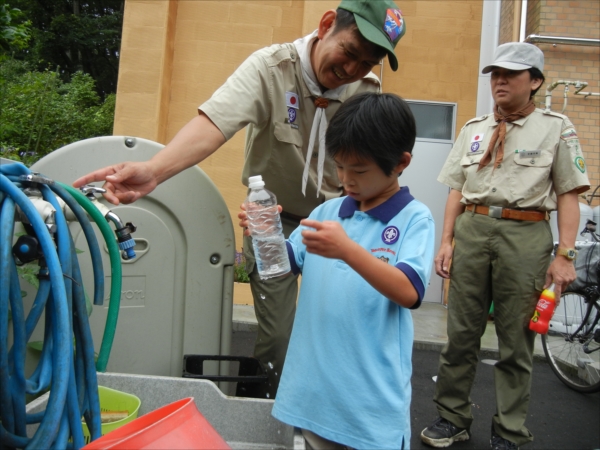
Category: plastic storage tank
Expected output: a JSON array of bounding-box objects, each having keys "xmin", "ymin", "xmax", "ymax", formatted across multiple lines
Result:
[
  {"xmin": 28, "ymin": 136, "xmax": 235, "ymax": 379},
  {"xmin": 549, "ymin": 201, "xmax": 594, "ymax": 242}
]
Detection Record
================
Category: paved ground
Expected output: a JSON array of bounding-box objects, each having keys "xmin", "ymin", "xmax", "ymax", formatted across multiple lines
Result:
[{"xmin": 231, "ymin": 329, "xmax": 600, "ymax": 450}]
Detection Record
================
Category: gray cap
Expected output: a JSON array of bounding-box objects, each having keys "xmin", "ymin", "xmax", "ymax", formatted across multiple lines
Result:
[{"xmin": 482, "ymin": 42, "xmax": 544, "ymax": 74}]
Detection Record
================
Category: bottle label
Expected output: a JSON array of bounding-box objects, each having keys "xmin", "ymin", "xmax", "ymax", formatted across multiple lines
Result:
[{"xmin": 537, "ymin": 299, "xmax": 552, "ymax": 310}]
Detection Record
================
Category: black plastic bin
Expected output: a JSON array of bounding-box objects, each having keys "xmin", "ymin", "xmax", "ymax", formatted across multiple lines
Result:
[{"xmin": 182, "ymin": 355, "xmax": 268, "ymax": 398}]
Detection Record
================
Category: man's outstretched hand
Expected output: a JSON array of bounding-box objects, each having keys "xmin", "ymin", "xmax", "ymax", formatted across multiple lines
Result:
[{"xmin": 72, "ymin": 161, "xmax": 157, "ymax": 205}]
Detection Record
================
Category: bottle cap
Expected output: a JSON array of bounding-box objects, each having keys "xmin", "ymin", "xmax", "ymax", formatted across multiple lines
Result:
[{"xmin": 248, "ymin": 175, "xmax": 265, "ymax": 189}]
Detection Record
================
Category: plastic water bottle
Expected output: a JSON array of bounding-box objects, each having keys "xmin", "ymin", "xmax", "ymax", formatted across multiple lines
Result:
[
  {"xmin": 245, "ymin": 175, "xmax": 291, "ymax": 280},
  {"xmin": 529, "ymin": 283, "xmax": 556, "ymax": 334}
]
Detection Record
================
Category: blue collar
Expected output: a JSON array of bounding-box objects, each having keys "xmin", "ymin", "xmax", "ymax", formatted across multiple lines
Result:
[{"xmin": 338, "ymin": 187, "xmax": 415, "ymax": 223}]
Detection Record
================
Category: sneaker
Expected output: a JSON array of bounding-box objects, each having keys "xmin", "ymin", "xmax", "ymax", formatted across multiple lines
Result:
[
  {"xmin": 490, "ymin": 430, "xmax": 519, "ymax": 450},
  {"xmin": 421, "ymin": 417, "xmax": 470, "ymax": 448}
]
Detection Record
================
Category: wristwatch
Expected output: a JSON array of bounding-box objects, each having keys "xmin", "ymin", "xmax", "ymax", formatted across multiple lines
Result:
[{"xmin": 556, "ymin": 247, "xmax": 577, "ymax": 261}]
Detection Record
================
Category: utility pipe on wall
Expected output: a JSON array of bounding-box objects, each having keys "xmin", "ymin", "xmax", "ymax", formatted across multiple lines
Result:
[{"xmin": 525, "ymin": 34, "xmax": 600, "ymax": 47}]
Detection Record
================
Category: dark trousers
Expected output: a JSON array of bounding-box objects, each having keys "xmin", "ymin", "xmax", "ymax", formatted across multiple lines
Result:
[{"xmin": 242, "ymin": 215, "xmax": 299, "ymax": 399}]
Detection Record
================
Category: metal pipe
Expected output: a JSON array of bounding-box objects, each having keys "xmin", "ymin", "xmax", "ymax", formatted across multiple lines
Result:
[
  {"xmin": 545, "ymin": 80, "xmax": 598, "ymax": 113},
  {"xmin": 525, "ymin": 34, "xmax": 600, "ymax": 47},
  {"xmin": 519, "ymin": 0, "xmax": 528, "ymax": 42}
]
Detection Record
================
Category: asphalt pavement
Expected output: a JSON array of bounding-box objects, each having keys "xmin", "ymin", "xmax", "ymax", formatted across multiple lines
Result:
[{"xmin": 231, "ymin": 329, "xmax": 600, "ymax": 450}]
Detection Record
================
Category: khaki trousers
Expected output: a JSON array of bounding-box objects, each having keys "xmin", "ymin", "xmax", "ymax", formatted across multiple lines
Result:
[
  {"xmin": 242, "ymin": 215, "xmax": 299, "ymax": 399},
  {"xmin": 434, "ymin": 212, "xmax": 553, "ymax": 446}
]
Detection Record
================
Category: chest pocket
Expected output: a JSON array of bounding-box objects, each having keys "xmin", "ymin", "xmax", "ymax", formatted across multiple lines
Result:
[
  {"xmin": 460, "ymin": 150, "xmax": 485, "ymax": 192},
  {"xmin": 511, "ymin": 150, "xmax": 553, "ymax": 169},
  {"xmin": 509, "ymin": 149, "xmax": 554, "ymax": 198},
  {"xmin": 274, "ymin": 119, "xmax": 303, "ymax": 148}
]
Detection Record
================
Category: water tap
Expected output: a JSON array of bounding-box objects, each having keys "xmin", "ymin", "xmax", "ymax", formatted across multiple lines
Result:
[{"xmin": 80, "ymin": 185, "xmax": 137, "ymax": 260}]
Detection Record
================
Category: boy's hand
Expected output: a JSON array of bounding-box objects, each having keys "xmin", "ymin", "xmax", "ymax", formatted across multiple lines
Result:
[
  {"xmin": 300, "ymin": 219, "xmax": 354, "ymax": 260},
  {"xmin": 238, "ymin": 204, "xmax": 283, "ymax": 237}
]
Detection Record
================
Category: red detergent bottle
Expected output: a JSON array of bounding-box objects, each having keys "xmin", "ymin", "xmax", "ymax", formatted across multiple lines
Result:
[{"xmin": 529, "ymin": 283, "xmax": 556, "ymax": 334}]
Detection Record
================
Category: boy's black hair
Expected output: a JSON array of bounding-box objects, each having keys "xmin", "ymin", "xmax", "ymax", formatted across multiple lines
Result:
[
  {"xmin": 326, "ymin": 92, "xmax": 416, "ymax": 177},
  {"xmin": 332, "ymin": 8, "xmax": 387, "ymax": 61},
  {"xmin": 528, "ymin": 67, "xmax": 545, "ymax": 98}
]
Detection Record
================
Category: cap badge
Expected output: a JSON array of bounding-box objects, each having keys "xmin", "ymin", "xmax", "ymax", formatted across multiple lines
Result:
[
  {"xmin": 382, "ymin": 225, "xmax": 400, "ymax": 245},
  {"xmin": 384, "ymin": 9, "xmax": 404, "ymax": 43}
]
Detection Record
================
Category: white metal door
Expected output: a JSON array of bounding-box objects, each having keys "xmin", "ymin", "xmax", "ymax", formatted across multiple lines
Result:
[
  {"xmin": 403, "ymin": 100, "xmax": 456, "ymax": 303},
  {"xmin": 401, "ymin": 139, "xmax": 452, "ymax": 303}
]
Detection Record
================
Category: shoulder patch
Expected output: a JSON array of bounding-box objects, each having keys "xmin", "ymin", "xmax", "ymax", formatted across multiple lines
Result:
[
  {"xmin": 574, "ymin": 156, "xmax": 586, "ymax": 173},
  {"xmin": 561, "ymin": 127, "xmax": 578, "ymax": 141}
]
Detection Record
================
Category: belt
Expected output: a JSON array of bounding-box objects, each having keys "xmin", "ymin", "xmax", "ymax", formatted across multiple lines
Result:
[
  {"xmin": 465, "ymin": 204, "xmax": 547, "ymax": 222},
  {"xmin": 280, "ymin": 211, "xmax": 308, "ymax": 222}
]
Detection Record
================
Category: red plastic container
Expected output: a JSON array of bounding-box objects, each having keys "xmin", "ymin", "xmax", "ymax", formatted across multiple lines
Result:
[
  {"xmin": 529, "ymin": 284, "xmax": 556, "ymax": 334},
  {"xmin": 82, "ymin": 397, "xmax": 230, "ymax": 449}
]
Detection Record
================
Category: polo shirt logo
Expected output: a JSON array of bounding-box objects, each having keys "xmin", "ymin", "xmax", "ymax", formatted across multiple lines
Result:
[{"xmin": 382, "ymin": 226, "xmax": 399, "ymax": 245}]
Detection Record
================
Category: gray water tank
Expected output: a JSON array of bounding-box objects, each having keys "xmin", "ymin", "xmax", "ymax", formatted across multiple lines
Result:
[{"xmin": 29, "ymin": 136, "xmax": 235, "ymax": 378}]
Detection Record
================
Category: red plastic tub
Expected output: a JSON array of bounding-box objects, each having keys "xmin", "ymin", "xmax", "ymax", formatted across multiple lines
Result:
[{"xmin": 82, "ymin": 397, "xmax": 230, "ymax": 449}]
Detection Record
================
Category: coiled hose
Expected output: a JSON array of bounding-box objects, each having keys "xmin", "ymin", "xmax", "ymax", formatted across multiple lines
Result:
[{"xmin": 0, "ymin": 162, "xmax": 125, "ymax": 448}]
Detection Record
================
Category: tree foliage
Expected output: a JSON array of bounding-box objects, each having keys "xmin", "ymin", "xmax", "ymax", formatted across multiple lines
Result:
[
  {"xmin": 0, "ymin": 59, "xmax": 115, "ymax": 165},
  {"xmin": 10, "ymin": 0, "xmax": 123, "ymax": 98},
  {"xmin": 0, "ymin": 1, "xmax": 31, "ymax": 54}
]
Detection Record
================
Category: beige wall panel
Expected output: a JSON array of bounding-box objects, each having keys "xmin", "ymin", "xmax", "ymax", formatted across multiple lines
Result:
[
  {"xmin": 174, "ymin": 41, "xmax": 228, "ymax": 63},
  {"xmin": 192, "ymin": 23, "xmax": 274, "ymax": 45},
  {"xmin": 176, "ymin": 1, "xmax": 232, "ymax": 23},
  {"xmin": 302, "ymin": 1, "xmax": 338, "ymax": 35}
]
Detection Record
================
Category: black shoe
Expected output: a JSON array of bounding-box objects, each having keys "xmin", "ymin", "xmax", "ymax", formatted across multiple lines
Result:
[
  {"xmin": 421, "ymin": 417, "xmax": 470, "ymax": 448},
  {"xmin": 490, "ymin": 430, "xmax": 519, "ymax": 450}
]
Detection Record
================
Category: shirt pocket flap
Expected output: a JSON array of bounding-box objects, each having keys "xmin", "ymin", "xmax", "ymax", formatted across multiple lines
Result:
[
  {"xmin": 512, "ymin": 150, "xmax": 553, "ymax": 168},
  {"xmin": 274, "ymin": 121, "xmax": 303, "ymax": 148},
  {"xmin": 460, "ymin": 152, "xmax": 484, "ymax": 167}
]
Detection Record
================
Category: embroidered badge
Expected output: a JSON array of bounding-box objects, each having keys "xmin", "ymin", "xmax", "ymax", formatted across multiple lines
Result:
[
  {"xmin": 471, "ymin": 134, "xmax": 484, "ymax": 142},
  {"xmin": 470, "ymin": 142, "xmax": 480, "ymax": 152},
  {"xmin": 382, "ymin": 226, "xmax": 400, "ymax": 245},
  {"xmin": 574, "ymin": 156, "xmax": 586, "ymax": 173},
  {"xmin": 288, "ymin": 107, "xmax": 297, "ymax": 123},
  {"xmin": 377, "ymin": 255, "xmax": 390, "ymax": 264},
  {"xmin": 384, "ymin": 9, "xmax": 404, "ymax": 42},
  {"xmin": 286, "ymin": 92, "xmax": 299, "ymax": 109},
  {"xmin": 561, "ymin": 128, "xmax": 578, "ymax": 141}
]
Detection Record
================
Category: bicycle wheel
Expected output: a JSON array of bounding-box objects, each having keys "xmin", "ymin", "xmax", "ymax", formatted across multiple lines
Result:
[{"xmin": 541, "ymin": 292, "xmax": 600, "ymax": 393}]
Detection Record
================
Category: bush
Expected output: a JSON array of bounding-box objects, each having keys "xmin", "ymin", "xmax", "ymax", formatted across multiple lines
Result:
[{"xmin": 0, "ymin": 59, "xmax": 115, "ymax": 166}]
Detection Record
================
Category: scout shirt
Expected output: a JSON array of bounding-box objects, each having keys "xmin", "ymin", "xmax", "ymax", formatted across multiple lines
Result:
[
  {"xmin": 200, "ymin": 34, "xmax": 380, "ymax": 218},
  {"xmin": 438, "ymin": 108, "xmax": 590, "ymax": 211},
  {"xmin": 273, "ymin": 188, "xmax": 435, "ymax": 449}
]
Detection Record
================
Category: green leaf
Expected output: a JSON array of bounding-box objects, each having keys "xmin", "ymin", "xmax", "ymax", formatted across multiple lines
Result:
[{"xmin": 27, "ymin": 341, "xmax": 43, "ymax": 352}]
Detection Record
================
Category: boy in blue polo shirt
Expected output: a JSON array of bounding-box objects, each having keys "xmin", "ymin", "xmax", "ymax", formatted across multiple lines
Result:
[{"xmin": 240, "ymin": 92, "xmax": 434, "ymax": 449}]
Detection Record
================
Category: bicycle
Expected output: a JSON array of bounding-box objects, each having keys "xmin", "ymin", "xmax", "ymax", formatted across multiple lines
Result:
[{"xmin": 541, "ymin": 219, "xmax": 600, "ymax": 393}]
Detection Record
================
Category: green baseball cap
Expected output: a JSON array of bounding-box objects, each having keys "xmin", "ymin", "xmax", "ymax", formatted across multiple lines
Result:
[{"xmin": 338, "ymin": 0, "xmax": 406, "ymax": 71}]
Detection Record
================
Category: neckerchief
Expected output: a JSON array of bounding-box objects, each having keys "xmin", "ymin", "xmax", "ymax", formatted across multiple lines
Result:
[
  {"xmin": 477, "ymin": 100, "xmax": 536, "ymax": 171},
  {"xmin": 294, "ymin": 31, "xmax": 348, "ymax": 196}
]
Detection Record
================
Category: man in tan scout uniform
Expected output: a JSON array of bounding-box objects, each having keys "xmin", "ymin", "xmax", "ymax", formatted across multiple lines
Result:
[
  {"xmin": 421, "ymin": 42, "xmax": 590, "ymax": 450},
  {"xmin": 74, "ymin": 0, "xmax": 406, "ymax": 399}
]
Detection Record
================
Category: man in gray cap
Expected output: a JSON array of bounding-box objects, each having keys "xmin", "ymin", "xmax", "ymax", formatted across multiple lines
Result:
[
  {"xmin": 74, "ymin": 0, "xmax": 406, "ymax": 400},
  {"xmin": 421, "ymin": 42, "xmax": 590, "ymax": 449}
]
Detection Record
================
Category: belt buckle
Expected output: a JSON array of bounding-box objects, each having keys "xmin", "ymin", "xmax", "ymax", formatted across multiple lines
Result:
[{"xmin": 488, "ymin": 206, "xmax": 503, "ymax": 219}]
